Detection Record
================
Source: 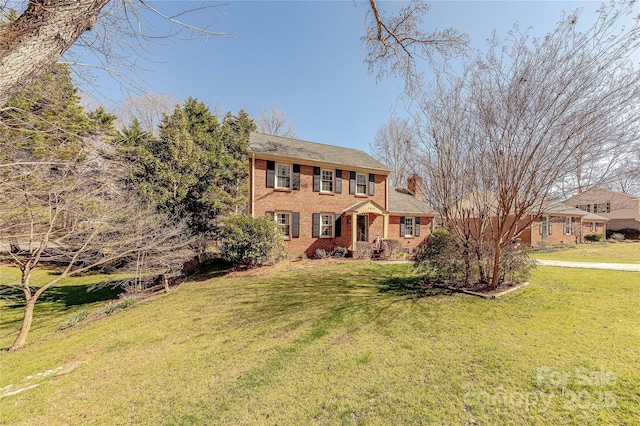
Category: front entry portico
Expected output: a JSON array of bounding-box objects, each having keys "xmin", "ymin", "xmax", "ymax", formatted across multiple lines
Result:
[{"xmin": 343, "ymin": 200, "xmax": 389, "ymax": 249}]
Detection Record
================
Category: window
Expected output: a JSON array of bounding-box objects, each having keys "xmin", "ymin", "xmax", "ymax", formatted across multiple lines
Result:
[
  {"xmin": 590, "ymin": 222, "xmax": 597, "ymax": 232},
  {"xmin": 564, "ymin": 217, "xmax": 573, "ymax": 235},
  {"xmin": 404, "ymin": 217, "xmax": 414, "ymax": 236},
  {"xmin": 275, "ymin": 164, "xmax": 291, "ymax": 189},
  {"xmin": 321, "ymin": 213, "xmax": 334, "ymax": 237},
  {"xmin": 539, "ymin": 216, "xmax": 547, "ymax": 235},
  {"xmin": 356, "ymin": 173, "xmax": 367, "ymax": 195},
  {"xmin": 595, "ymin": 203, "xmax": 611, "ymax": 214},
  {"xmin": 321, "ymin": 170, "xmax": 334, "ymax": 192},
  {"xmin": 275, "ymin": 212, "xmax": 291, "ymax": 237}
]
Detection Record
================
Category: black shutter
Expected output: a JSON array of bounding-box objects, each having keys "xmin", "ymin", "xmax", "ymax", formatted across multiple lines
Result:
[
  {"xmin": 335, "ymin": 169, "xmax": 342, "ymax": 194},
  {"xmin": 368, "ymin": 173, "xmax": 375, "ymax": 196},
  {"xmin": 335, "ymin": 214, "xmax": 341, "ymax": 237},
  {"xmin": 266, "ymin": 161, "xmax": 275, "ymax": 188},
  {"xmin": 266, "ymin": 211, "xmax": 275, "ymax": 220},
  {"xmin": 400, "ymin": 216, "xmax": 406, "ymax": 237},
  {"xmin": 292, "ymin": 212, "xmax": 300, "ymax": 238},
  {"xmin": 349, "ymin": 171, "xmax": 356, "ymax": 194},
  {"xmin": 415, "ymin": 217, "xmax": 421, "ymax": 237},
  {"xmin": 292, "ymin": 164, "xmax": 301, "ymax": 190},
  {"xmin": 312, "ymin": 213, "xmax": 320, "ymax": 237},
  {"xmin": 313, "ymin": 167, "xmax": 320, "ymax": 192}
]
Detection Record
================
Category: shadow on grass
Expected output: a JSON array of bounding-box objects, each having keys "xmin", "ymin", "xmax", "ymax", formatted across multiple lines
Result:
[
  {"xmin": 376, "ymin": 275, "xmax": 454, "ymax": 298},
  {"xmin": 0, "ymin": 280, "xmax": 122, "ymax": 309},
  {"xmin": 190, "ymin": 259, "xmax": 232, "ymax": 282}
]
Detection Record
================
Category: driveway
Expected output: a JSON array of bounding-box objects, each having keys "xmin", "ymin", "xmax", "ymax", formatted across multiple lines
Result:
[{"xmin": 536, "ymin": 259, "xmax": 640, "ymax": 272}]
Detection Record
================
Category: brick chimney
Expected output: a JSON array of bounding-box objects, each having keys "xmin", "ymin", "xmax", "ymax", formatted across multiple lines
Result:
[{"xmin": 407, "ymin": 174, "xmax": 423, "ymax": 201}]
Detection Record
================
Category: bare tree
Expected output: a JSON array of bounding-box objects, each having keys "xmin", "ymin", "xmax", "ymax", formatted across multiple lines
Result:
[
  {"xmin": 0, "ymin": 1, "xmax": 225, "ymax": 109},
  {"xmin": 414, "ymin": 2, "xmax": 640, "ymax": 290},
  {"xmin": 0, "ymin": 157, "xmax": 191, "ymax": 351},
  {"xmin": 363, "ymin": 0, "xmax": 469, "ymax": 92},
  {"xmin": 118, "ymin": 93, "xmax": 179, "ymax": 135},
  {"xmin": 370, "ymin": 116, "xmax": 418, "ymax": 187},
  {"xmin": 255, "ymin": 106, "xmax": 297, "ymax": 138}
]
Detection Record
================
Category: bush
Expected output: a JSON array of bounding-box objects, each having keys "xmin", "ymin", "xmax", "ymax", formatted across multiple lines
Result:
[
  {"xmin": 331, "ymin": 246, "xmax": 348, "ymax": 257},
  {"xmin": 610, "ymin": 232, "xmax": 625, "ymax": 242},
  {"xmin": 381, "ymin": 239, "xmax": 401, "ymax": 259},
  {"xmin": 315, "ymin": 248, "xmax": 328, "ymax": 259},
  {"xmin": 64, "ymin": 310, "xmax": 89, "ymax": 328},
  {"xmin": 102, "ymin": 302, "xmax": 117, "ymax": 314},
  {"xmin": 413, "ymin": 230, "xmax": 465, "ymax": 282},
  {"xmin": 607, "ymin": 228, "xmax": 640, "ymax": 241},
  {"xmin": 220, "ymin": 214, "xmax": 285, "ymax": 267},
  {"xmin": 118, "ymin": 295, "xmax": 136, "ymax": 309},
  {"xmin": 584, "ymin": 233, "xmax": 603, "ymax": 242}
]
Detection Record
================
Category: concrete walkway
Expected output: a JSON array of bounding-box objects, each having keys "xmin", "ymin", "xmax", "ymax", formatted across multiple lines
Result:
[{"xmin": 536, "ymin": 259, "xmax": 640, "ymax": 272}]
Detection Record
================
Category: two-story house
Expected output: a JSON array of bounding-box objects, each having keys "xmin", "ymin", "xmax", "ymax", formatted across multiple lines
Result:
[
  {"xmin": 565, "ymin": 187, "xmax": 640, "ymax": 233},
  {"xmin": 248, "ymin": 132, "xmax": 435, "ymax": 258}
]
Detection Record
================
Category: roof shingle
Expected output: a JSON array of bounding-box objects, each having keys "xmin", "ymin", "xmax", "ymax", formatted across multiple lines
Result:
[
  {"xmin": 248, "ymin": 132, "xmax": 390, "ymax": 172},
  {"xmin": 389, "ymin": 188, "xmax": 436, "ymax": 215}
]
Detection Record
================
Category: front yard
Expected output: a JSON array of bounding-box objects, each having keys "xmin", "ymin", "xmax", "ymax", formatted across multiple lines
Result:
[
  {"xmin": 1, "ymin": 259, "xmax": 639, "ymax": 424},
  {"xmin": 531, "ymin": 241, "xmax": 640, "ymax": 264}
]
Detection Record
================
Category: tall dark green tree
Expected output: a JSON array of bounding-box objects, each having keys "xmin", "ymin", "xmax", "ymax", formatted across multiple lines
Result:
[{"xmin": 116, "ymin": 98, "xmax": 255, "ymax": 247}]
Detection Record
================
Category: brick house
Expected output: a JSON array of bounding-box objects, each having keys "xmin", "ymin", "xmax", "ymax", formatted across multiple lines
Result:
[
  {"xmin": 521, "ymin": 203, "xmax": 609, "ymax": 245},
  {"xmin": 248, "ymin": 132, "xmax": 435, "ymax": 258}
]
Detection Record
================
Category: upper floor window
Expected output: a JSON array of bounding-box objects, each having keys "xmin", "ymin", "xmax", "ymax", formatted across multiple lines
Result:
[
  {"xmin": 276, "ymin": 164, "xmax": 291, "ymax": 189},
  {"xmin": 356, "ymin": 173, "xmax": 367, "ymax": 195},
  {"xmin": 321, "ymin": 169, "xmax": 334, "ymax": 192}
]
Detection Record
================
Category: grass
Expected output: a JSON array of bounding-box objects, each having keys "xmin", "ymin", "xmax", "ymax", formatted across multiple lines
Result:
[
  {"xmin": 1, "ymin": 261, "xmax": 639, "ymax": 424},
  {"xmin": 531, "ymin": 241, "xmax": 640, "ymax": 264}
]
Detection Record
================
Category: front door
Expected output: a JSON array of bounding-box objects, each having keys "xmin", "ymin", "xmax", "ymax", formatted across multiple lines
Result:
[{"xmin": 357, "ymin": 214, "xmax": 368, "ymax": 242}]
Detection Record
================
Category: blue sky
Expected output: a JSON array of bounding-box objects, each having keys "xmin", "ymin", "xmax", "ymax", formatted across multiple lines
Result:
[{"xmin": 88, "ymin": 1, "xmax": 633, "ymax": 153}]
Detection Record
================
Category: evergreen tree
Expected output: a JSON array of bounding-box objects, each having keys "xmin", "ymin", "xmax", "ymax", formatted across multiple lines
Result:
[{"xmin": 115, "ymin": 99, "xmax": 256, "ymax": 246}]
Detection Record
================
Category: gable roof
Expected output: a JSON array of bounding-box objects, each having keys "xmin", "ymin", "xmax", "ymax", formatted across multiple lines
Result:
[
  {"xmin": 248, "ymin": 132, "xmax": 390, "ymax": 172},
  {"xmin": 541, "ymin": 202, "xmax": 607, "ymax": 221},
  {"xmin": 567, "ymin": 186, "xmax": 640, "ymax": 201},
  {"xmin": 389, "ymin": 187, "xmax": 437, "ymax": 215}
]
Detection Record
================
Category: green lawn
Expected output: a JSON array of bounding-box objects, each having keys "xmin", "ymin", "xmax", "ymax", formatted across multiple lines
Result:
[
  {"xmin": 1, "ymin": 262, "xmax": 638, "ymax": 424},
  {"xmin": 531, "ymin": 242, "xmax": 640, "ymax": 264}
]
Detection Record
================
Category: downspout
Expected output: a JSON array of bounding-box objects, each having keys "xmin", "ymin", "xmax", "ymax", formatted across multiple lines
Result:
[{"xmin": 251, "ymin": 152, "xmax": 255, "ymax": 218}]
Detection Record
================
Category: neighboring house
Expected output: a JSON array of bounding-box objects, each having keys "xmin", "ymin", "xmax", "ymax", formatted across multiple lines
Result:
[
  {"xmin": 453, "ymin": 192, "xmax": 608, "ymax": 245},
  {"xmin": 565, "ymin": 187, "xmax": 640, "ymax": 232},
  {"xmin": 248, "ymin": 132, "xmax": 435, "ymax": 258},
  {"xmin": 522, "ymin": 203, "xmax": 609, "ymax": 245}
]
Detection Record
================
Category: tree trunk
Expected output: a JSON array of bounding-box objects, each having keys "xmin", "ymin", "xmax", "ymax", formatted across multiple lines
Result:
[
  {"xmin": 489, "ymin": 239, "xmax": 501, "ymax": 291},
  {"xmin": 0, "ymin": 0, "xmax": 111, "ymax": 108},
  {"xmin": 9, "ymin": 298, "xmax": 36, "ymax": 351}
]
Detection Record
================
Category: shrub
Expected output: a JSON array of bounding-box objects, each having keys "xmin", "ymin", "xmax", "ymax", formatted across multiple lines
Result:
[
  {"xmin": 610, "ymin": 233, "xmax": 625, "ymax": 242},
  {"xmin": 332, "ymin": 246, "xmax": 348, "ymax": 257},
  {"xmin": 584, "ymin": 233, "xmax": 603, "ymax": 242},
  {"xmin": 220, "ymin": 214, "xmax": 285, "ymax": 267},
  {"xmin": 64, "ymin": 310, "xmax": 89, "ymax": 328},
  {"xmin": 413, "ymin": 230, "xmax": 465, "ymax": 282},
  {"xmin": 102, "ymin": 302, "xmax": 117, "ymax": 314},
  {"xmin": 381, "ymin": 239, "xmax": 401, "ymax": 259},
  {"xmin": 297, "ymin": 252, "xmax": 307, "ymax": 260},
  {"xmin": 315, "ymin": 248, "xmax": 328, "ymax": 259},
  {"xmin": 118, "ymin": 295, "xmax": 136, "ymax": 309}
]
